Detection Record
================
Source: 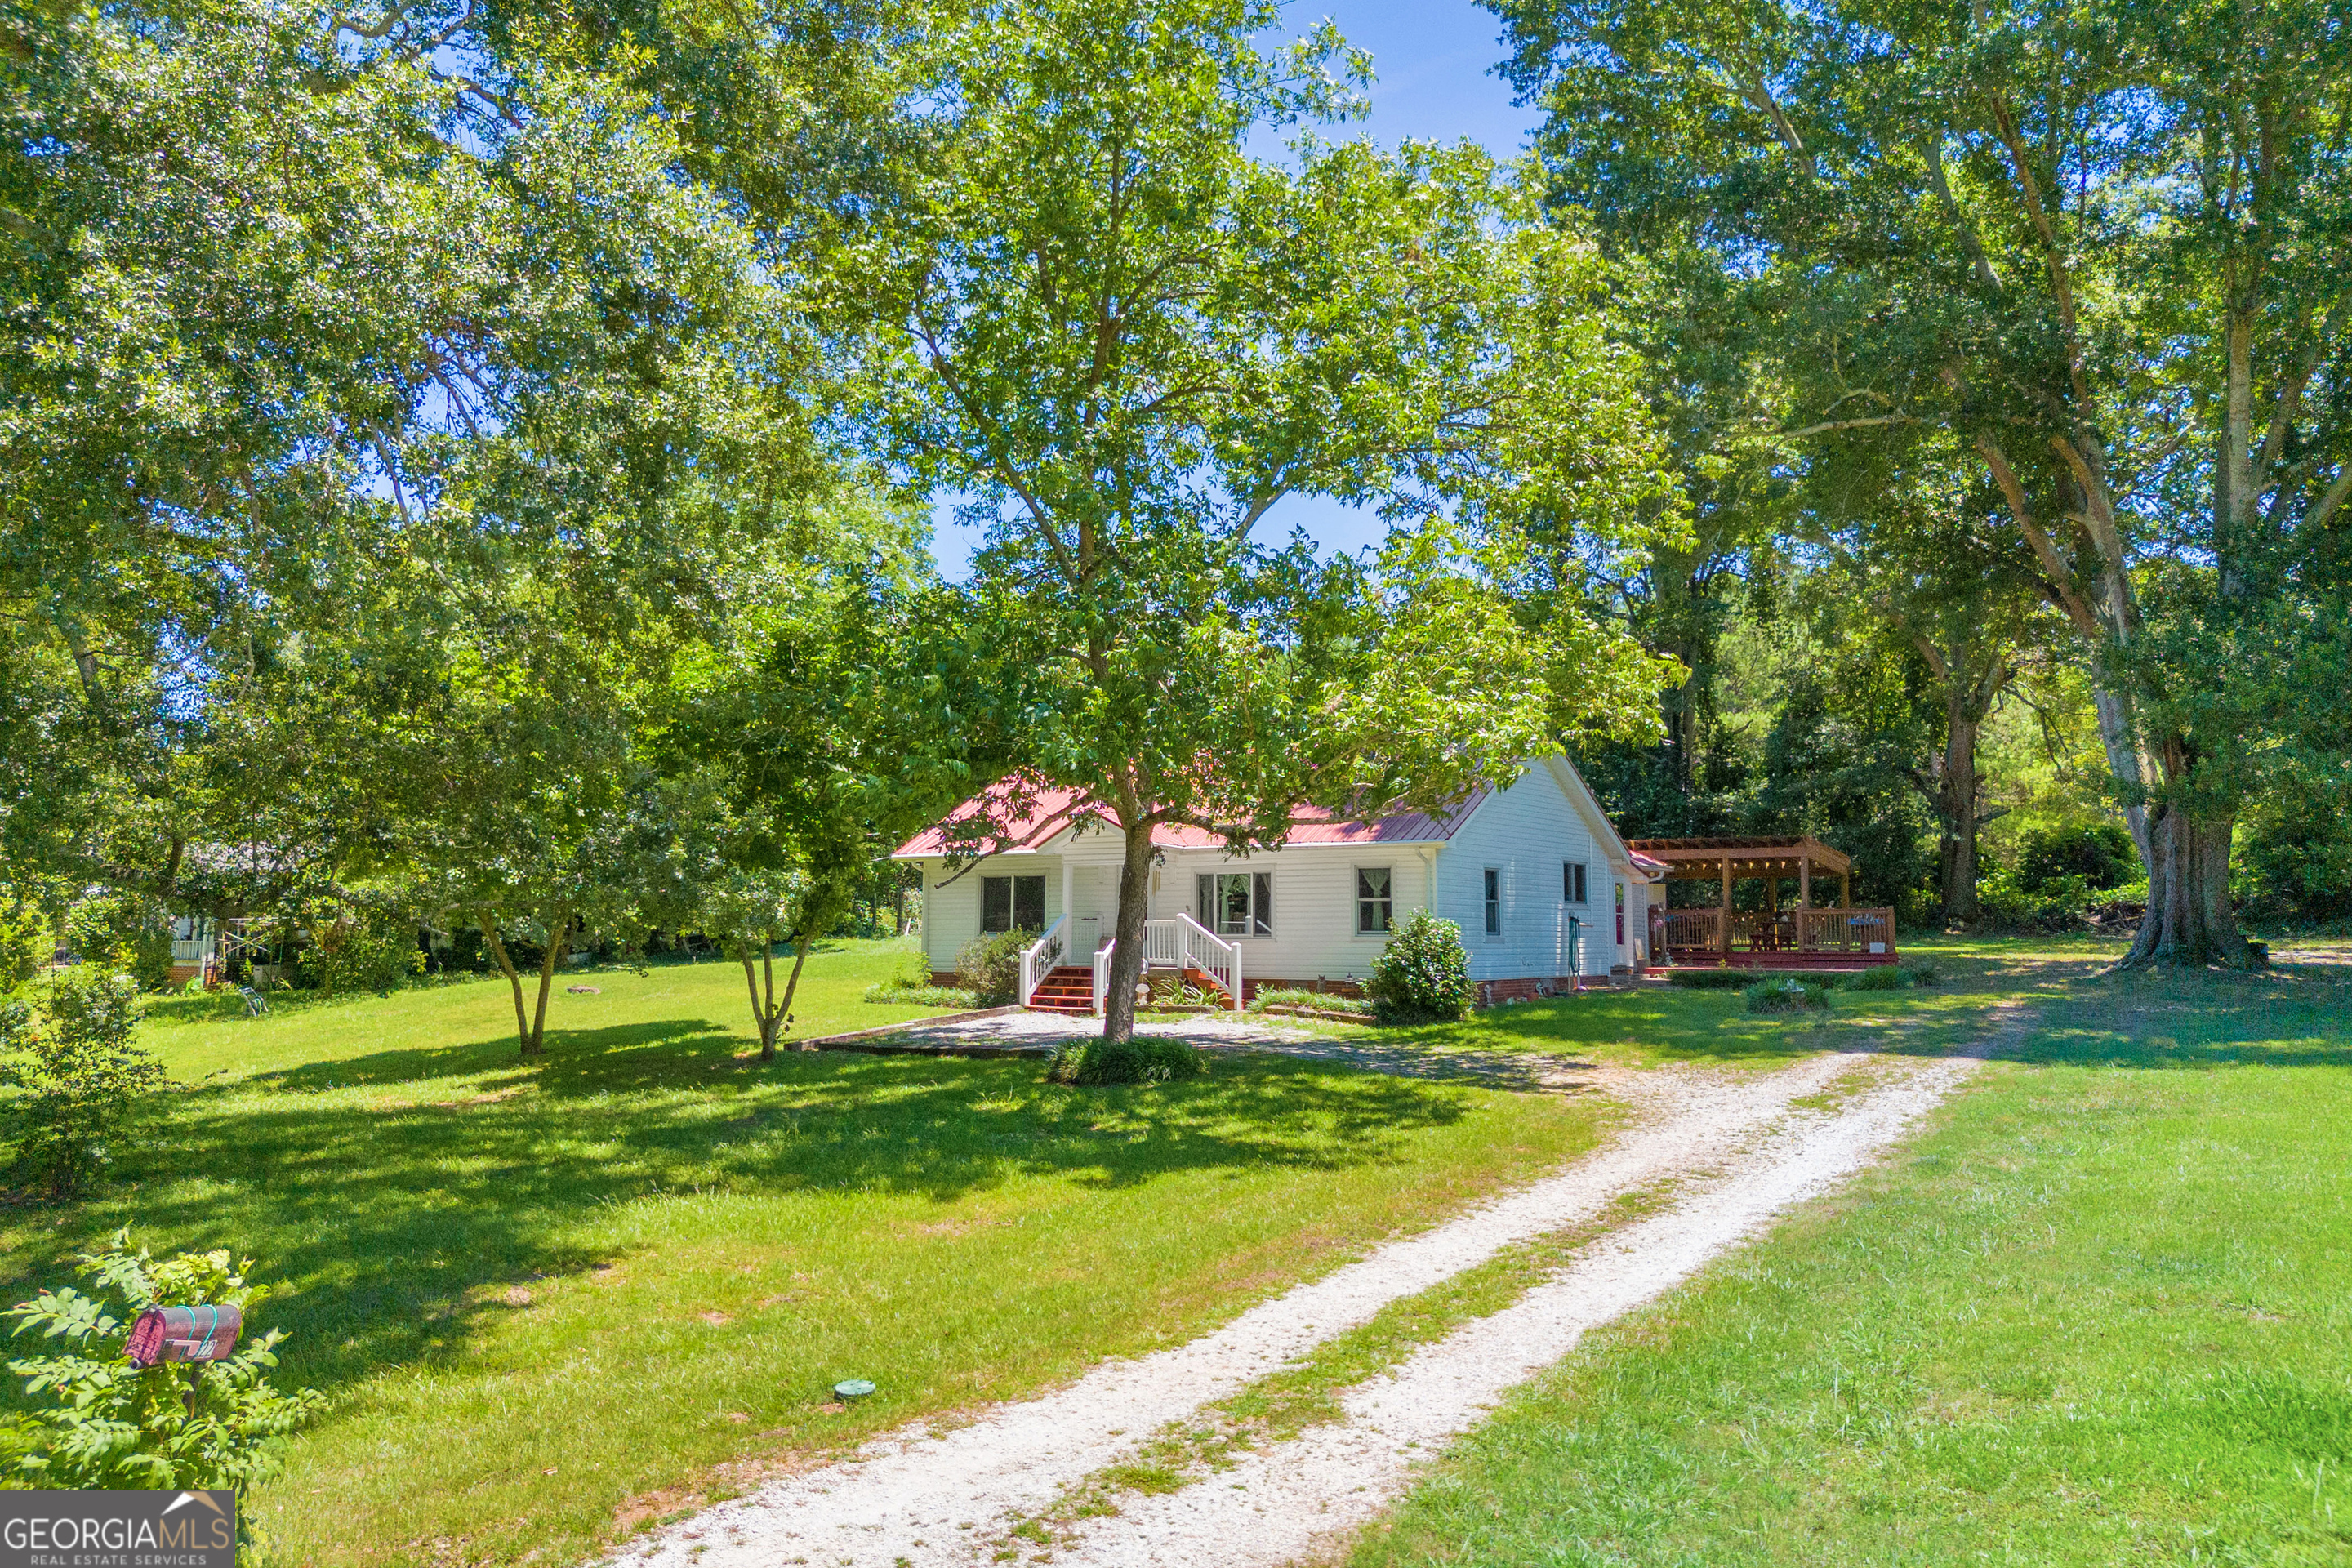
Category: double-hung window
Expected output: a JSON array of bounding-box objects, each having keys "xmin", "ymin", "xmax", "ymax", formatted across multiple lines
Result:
[
  {"xmin": 1356, "ymin": 867, "xmax": 1394, "ymax": 934},
  {"xmin": 1197, "ymin": 871, "xmax": 1273, "ymax": 938},
  {"xmin": 982, "ymin": 875, "xmax": 1046, "ymax": 933},
  {"xmin": 1564, "ymin": 861, "xmax": 1588, "ymax": 904},
  {"xmin": 1483, "ymin": 867, "xmax": 1503, "ymax": 936}
]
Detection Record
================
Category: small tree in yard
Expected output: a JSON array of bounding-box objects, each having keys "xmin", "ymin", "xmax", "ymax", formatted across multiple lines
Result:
[
  {"xmin": 0, "ymin": 968, "xmax": 165, "ymax": 1200},
  {"xmin": 655, "ymin": 538, "xmax": 974, "ymax": 1062},
  {"xmin": 841, "ymin": 0, "xmax": 1668, "ymax": 1042},
  {"xmin": 394, "ymin": 603, "xmax": 655, "ymax": 1060},
  {"xmin": 1367, "ymin": 910, "xmax": 1477, "ymax": 1025}
]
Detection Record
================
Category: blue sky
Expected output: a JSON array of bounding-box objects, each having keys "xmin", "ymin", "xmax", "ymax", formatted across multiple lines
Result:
[{"xmin": 925, "ymin": 0, "xmax": 1540, "ymax": 579}]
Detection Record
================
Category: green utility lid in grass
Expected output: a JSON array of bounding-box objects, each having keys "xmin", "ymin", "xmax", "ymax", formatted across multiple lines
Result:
[{"xmin": 833, "ymin": 1379, "xmax": 875, "ymax": 1400}]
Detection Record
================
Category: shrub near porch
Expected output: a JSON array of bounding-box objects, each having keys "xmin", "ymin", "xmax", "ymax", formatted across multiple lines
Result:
[{"xmin": 0, "ymin": 941, "xmax": 1606, "ymax": 1568}]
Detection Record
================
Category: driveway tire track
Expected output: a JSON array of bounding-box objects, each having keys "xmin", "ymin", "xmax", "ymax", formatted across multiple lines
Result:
[{"xmin": 611, "ymin": 1048, "xmax": 1898, "ymax": 1568}]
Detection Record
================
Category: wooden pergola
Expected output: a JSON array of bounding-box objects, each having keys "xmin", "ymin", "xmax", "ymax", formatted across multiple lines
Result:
[
  {"xmin": 1628, "ymin": 835, "xmax": 1853, "ymax": 911},
  {"xmin": 1628, "ymin": 836, "xmax": 1896, "ymax": 967}
]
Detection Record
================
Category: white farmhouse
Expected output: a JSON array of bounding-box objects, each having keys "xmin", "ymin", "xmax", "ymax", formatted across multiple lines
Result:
[{"xmin": 892, "ymin": 756, "xmax": 1660, "ymax": 1012}]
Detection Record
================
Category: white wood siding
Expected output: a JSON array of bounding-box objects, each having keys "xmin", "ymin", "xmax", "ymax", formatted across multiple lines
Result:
[
  {"xmin": 1141, "ymin": 845, "xmax": 1435, "ymax": 985},
  {"xmin": 915, "ymin": 855, "xmax": 1067, "ymax": 973},
  {"xmin": 1432, "ymin": 764, "xmax": 1619, "ymax": 978}
]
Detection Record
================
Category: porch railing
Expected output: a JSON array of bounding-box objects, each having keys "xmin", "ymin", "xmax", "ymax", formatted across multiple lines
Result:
[
  {"xmin": 1018, "ymin": 915, "xmax": 1067, "ymax": 1008},
  {"xmin": 1092, "ymin": 941, "xmax": 1116, "ymax": 1014},
  {"xmin": 1084, "ymin": 917, "xmax": 1244, "ymax": 1013},
  {"xmin": 1174, "ymin": 914, "xmax": 1241, "ymax": 1009}
]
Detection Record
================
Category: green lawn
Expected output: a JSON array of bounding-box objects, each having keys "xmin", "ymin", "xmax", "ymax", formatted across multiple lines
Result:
[
  {"xmin": 1269, "ymin": 936, "xmax": 2104, "ymax": 1069},
  {"xmin": 0, "ymin": 941, "xmax": 1607, "ymax": 1567},
  {"xmin": 140, "ymin": 935, "xmax": 956, "ymax": 1080},
  {"xmin": 1348, "ymin": 942, "xmax": 2352, "ymax": 1567}
]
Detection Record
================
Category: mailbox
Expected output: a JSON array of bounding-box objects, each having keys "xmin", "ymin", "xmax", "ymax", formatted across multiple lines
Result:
[{"xmin": 126, "ymin": 1303, "xmax": 243, "ymax": 1367}]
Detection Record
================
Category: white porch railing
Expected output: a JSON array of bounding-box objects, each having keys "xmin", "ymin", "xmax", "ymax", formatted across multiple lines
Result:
[
  {"xmin": 1092, "ymin": 941, "xmax": 1116, "ymax": 1014},
  {"xmin": 1174, "ymin": 914, "xmax": 1241, "ymax": 1009},
  {"xmin": 1018, "ymin": 915, "xmax": 1067, "ymax": 1008},
  {"xmin": 1085, "ymin": 917, "xmax": 1243, "ymax": 1013}
]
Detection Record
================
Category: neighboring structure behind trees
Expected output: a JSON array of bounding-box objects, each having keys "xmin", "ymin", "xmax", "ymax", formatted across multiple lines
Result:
[{"xmin": 895, "ymin": 757, "xmax": 1655, "ymax": 1008}]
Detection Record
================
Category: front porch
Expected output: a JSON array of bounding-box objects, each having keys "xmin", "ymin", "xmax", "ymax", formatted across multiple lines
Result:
[
  {"xmin": 1019, "ymin": 912, "xmax": 1244, "ymax": 1014},
  {"xmin": 1632, "ymin": 836, "xmax": 1898, "ymax": 969}
]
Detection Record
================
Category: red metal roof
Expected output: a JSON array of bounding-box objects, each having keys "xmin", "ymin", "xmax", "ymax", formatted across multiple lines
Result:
[
  {"xmin": 892, "ymin": 781, "xmax": 1099, "ymax": 858},
  {"xmin": 893, "ymin": 780, "xmax": 1487, "ymax": 858}
]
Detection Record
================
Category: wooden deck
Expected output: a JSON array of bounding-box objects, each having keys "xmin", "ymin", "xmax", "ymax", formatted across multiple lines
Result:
[{"xmin": 1651, "ymin": 906, "xmax": 1899, "ymax": 968}]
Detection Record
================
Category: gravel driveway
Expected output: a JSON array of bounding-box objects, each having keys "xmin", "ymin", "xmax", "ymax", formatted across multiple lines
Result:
[{"xmin": 611, "ymin": 1004, "xmax": 2029, "ymax": 1568}]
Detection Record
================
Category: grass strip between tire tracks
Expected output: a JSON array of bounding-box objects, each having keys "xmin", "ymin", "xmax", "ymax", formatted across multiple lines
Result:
[{"xmin": 996, "ymin": 1174, "xmax": 1694, "ymax": 1557}]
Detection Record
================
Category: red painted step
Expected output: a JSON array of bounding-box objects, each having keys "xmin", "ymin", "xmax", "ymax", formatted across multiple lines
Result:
[
  {"xmin": 1021, "ymin": 965, "xmax": 1239, "ymax": 1013},
  {"xmin": 1025, "ymin": 966, "xmax": 1097, "ymax": 1015}
]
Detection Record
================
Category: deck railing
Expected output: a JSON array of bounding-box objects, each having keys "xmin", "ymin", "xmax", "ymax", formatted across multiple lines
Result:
[
  {"xmin": 1655, "ymin": 907, "xmax": 1725, "ymax": 955},
  {"xmin": 1794, "ymin": 907, "xmax": 1895, "ymax": 955},
  {"xmin": 1652, "ymin": 906, "xmax": 1897, "ymax": 960}
]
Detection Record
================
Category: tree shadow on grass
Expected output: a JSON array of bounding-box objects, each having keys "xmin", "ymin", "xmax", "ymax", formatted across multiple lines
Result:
[
  {"xmin": 0, "ymin": 1030, "xmax": 1479, "ymax": 1408},
  {"xmin": 1999, "ymin": 959, "xmax": 2352, "ymax": 1070}
]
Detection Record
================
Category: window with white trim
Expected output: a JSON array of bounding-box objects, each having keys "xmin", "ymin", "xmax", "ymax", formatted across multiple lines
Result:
[
  {"xmin": 982, "ymin": 875, "xmax": 1045, "ymax": 933},
  {"xmin": 1356, "ymin": 867, "xmax": 1394, "ymax": 934},
  {"xmin": 1563, "ymin": 861, "xmax": 1588, "ymax": 903},
  {"xmin": 1483, "ymin": 867, "xmax": 1502, "ymax": 936},
  {"xmin": 1197, "ymin": 872, "xmax": 1272, "ymax": 938}
]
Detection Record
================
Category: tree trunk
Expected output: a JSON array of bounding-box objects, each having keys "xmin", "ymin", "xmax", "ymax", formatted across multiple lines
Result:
[
  {"xmin": 1936, "ymin": 703, "xmax": 1984, "ymax": 924},
  {"xmin": 2087, "ymin": 684, "xmax": 2154, "ymax": 873},
  {"xmin": 2121, "ymin": 742, "xmax": 2256, "ymax": 970},
  {"xmin": 1660, "ymin": 670, "xmax": 1699, "ymax": 804},
  {"xmin": 526, "ymin": 915, "xmax": 572, "ymax": 1056},
  {"xmin": 1099, "ymin": 820, "xmax": 1156, "ymax": 1044},
  {"xmin": 477, "ymin": 910, "xmax": 541, "ymax": 1058},
  {"xmin": 1908, "ymin": 639, "xmax": 2009, "ymax": 928},
  {"xmin": 773, "ymin": 937, "xmax": 814, "ymax": 1059},
  {"xmin": 737, "ymin": 937, "xmax": 780, "ymax": 1058}
]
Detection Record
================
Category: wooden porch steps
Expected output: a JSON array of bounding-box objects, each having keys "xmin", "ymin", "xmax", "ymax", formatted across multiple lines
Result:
[
  {"xmin": 1022, "ymin": 965, "xmax": 1239, "ymax": 1015},
  {"xmin": 1026, "ymin": 967, "xmax": 1096, "ymax": 1015}
]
